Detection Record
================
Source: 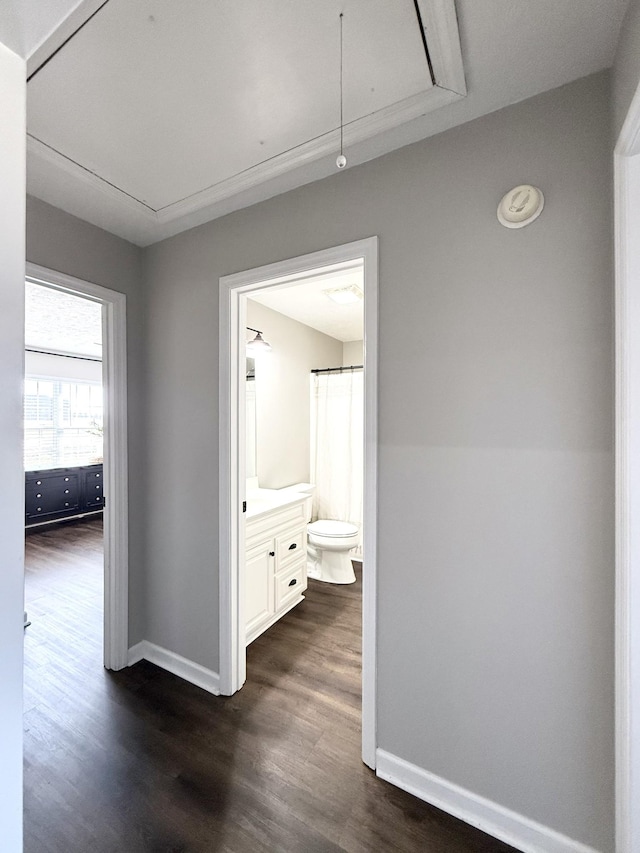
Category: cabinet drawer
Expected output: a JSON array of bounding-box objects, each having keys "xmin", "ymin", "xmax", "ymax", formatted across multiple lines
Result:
[
  {"xmin": 276, "ymin": 527, "xmax": 306, "ymax": 567},
  {"xmin": 85, "ymin": 484, "xmax": 104, "ymax": 506},
  {"xmin": 275, "ymin": 559, "xmax": 307, "ymax": 611},
  {"xmin": 26, "ymin": 474, "xmax": 80, "ymax": 517}
]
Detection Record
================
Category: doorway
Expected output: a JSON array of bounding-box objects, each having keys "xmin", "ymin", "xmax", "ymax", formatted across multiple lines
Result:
[
  {"xmin": 219, "ymin": 237, "xmax": 378, "ymax": 768},
  {"xmin": 25, "ymin": 264, "xmax": 129, "ymax": 670}
]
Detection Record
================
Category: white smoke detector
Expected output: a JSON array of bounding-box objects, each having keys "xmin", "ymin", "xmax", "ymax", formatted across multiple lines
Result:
[{"xmin": 497, "ymin": 185, "xmax": 544, "ymax": 229}]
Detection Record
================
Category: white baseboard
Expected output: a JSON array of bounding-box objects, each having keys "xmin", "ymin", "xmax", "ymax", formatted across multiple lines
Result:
[
  {"xmin": 376, "ymin": 749, "xmax": 602, "ymax": 853},
  {"xmin": 127, "ymin": 640, "xmax": 220, "ymax": 696}
]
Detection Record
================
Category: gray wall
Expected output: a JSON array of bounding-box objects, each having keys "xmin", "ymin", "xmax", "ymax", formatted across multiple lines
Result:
[
  {"xmin": 143, "ymin": 71, "xmax": 614, "ymax": 851},
  {"xmin": 25, "ymin": 196, "xmax": 147, "ymax": 645},
  {"xmin": 246, "ymin": 300, "xmax": 342, "ymax": 489},
  {"xmin": 614, "ymin": 0, "xmax": 640, "ymax": 140}
]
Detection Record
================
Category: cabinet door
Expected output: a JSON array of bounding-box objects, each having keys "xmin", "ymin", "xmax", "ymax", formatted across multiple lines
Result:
[{"xmin": 245, "ymin": 541, "xmax": 275, "ymax": 639}]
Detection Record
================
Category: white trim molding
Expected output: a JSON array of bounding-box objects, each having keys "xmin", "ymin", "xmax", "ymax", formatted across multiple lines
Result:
[
  {"xmin": 376, "ymin": 750, "xmax": 602, "ymax": 853},
  {"xmin": 614, "ymin": 78, "xmax": 640, "ymax": 853},
  {"xmin": 128, "ymin": 641, "xmax": 220, "ymax": 696},
  {"xmin": 25, "ymin": 263, "xmax": 129, "ymax": 671},
  {"xmin": 219, "ymin": 237, "xmax": 379, "ymax": 769}
]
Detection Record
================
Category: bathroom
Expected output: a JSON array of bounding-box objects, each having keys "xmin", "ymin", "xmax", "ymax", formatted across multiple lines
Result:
[{"xmin": 243, "ymin": 263, "xmax": 364, "ymax": 646}]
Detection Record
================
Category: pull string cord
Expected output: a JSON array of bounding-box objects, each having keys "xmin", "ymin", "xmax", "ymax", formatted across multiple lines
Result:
[
  {"xmin": 337, "ymin": 13, "xmax": 347, "ymax": 169},
  {"xmin": 340, "ymin": 12, "xmax": 344, "ymax": 158}
]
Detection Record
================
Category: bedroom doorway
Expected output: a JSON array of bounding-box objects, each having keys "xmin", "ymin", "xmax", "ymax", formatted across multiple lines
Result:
[{"xmin": 24, "ymin": 264, "xmax": 129, "ymax": 671}]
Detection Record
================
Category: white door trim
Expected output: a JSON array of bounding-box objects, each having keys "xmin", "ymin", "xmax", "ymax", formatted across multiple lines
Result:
[
  {"xmin": 614, "ymin": 83, "xmax": 640, "ymax": 853},
  {"xmin": 219, "ymin": 237, "xmax": 378, "ymax": 769},
  {"xmin": 26, "ymin": 263, "xmax": 129, "ymax": 671}
]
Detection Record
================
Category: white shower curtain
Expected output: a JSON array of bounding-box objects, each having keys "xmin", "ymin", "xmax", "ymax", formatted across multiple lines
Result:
[{"xmin": 310, "ymin": 369, "xmax": 364, "ymax": 557}]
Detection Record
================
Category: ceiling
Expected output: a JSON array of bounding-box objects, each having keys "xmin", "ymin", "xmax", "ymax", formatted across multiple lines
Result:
[
  {"xmin": 249, "ymin": 263, "xmax": 364, "ymax": 343},
  {"xmin": 25, "ymin": 281, "xmax": 102, "ymax": 358},
  {"xmin": 3, "ymin": 0, "xmax": 630, "ymax": 246}
]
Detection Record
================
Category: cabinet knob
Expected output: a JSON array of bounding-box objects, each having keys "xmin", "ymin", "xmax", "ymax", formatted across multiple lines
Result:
[
  {"xmin": 288, "ymin": 543, "xmax": 297, "ymax": 550},
  {"xmin": 269, "ymin": 551, "xmax": 275, "ymax": 557},
  {"xmin": 288, "ymin": 578, "xmax": 297, "ymax": 587}
]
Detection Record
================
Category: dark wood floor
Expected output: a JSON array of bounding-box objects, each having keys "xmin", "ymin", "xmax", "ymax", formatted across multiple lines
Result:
[{"xmin": 24, "ymin": 519, "xmax": 519, "ymax": 853}]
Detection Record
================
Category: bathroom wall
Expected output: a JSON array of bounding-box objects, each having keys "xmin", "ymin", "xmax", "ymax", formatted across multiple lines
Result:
[
  {"xmin": 141, "ymin": 71, "xmax": 614, "ymax": 852},
  {"xmin": 246, "ymin": 299, "xmax": 342, "ymax": 489},
  {"xmin": 342, "ymin": 340, "xmax": 363, "ymax": 366}
]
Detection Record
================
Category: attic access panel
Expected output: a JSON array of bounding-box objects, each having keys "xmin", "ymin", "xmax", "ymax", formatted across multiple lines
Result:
[{"xmin": 27, "ymin": 0, "xmax": 464, "ymax": 222}]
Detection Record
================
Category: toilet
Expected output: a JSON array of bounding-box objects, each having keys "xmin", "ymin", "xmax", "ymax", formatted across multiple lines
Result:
[
  {"xmin": 307, "ymin": 519, "xmax": 359, "ymax": 584},
  {"xmin": 281, "ymin": 483, "xmax": 359, "ymax": 584}
]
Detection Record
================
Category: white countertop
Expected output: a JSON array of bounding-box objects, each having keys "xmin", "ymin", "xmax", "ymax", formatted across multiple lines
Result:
[{"xmin": 245, "ymin": 488, "xmax": 308, "ymax": 520}]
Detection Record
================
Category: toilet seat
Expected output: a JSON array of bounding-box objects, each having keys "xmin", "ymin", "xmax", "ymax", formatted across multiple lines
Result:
[{"xmin": 308, "ymin": 519, "xmax": 359, "ymax": 538}]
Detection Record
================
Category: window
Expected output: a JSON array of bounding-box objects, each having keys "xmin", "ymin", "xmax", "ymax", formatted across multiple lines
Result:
[{"xmin": 24, "ymin": 378, "xmax": 103, "ymax": 470}]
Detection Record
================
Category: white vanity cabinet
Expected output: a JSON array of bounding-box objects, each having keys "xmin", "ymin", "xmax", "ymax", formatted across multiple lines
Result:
[{"xmin": 245, "ymin": 496, "xmax": 308, "ymax": 645}]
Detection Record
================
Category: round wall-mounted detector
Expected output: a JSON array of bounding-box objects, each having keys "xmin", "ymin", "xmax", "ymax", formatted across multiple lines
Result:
[{"xmin": 497, "ymin": 184, "xmax": 544, "ymax": 229}]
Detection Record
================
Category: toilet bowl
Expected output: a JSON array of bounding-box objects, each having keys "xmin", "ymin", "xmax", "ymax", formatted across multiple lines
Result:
[{"xmin": 307, "ymin": 519, "xmax": 359, "ymax": 584}]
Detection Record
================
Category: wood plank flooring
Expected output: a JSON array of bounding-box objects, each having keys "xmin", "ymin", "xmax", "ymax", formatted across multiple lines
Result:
[{"xmin": 24, "ymin": 519, "xmax": 519, "ymax": 853}]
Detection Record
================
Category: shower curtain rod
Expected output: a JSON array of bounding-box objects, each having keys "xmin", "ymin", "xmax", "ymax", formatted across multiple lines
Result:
[{"xmin": 311, "ymin": 364, "xmax": 363, "ymax": 375}]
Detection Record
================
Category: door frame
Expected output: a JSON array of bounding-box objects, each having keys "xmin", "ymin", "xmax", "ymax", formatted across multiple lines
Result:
[
  {"xmin": 219, "ymin": 237, "xmax": 378, "ymax": 768},
  {"xmin": 26, "ymin": 263, "xmax": 129, "ymax": 671},
  {"xmin": 615, "ymin": 83, "xmax": 640, "ymax": 852}
]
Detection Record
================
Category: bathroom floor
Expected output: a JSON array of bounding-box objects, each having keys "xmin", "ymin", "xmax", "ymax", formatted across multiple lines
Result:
[{"xmin": 23, "ymin": 521, "xmax": 518, "ymax": 853}]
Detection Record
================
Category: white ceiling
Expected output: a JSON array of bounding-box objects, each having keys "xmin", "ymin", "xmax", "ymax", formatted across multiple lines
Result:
[
  {"xmin": 25, "ymin": 281, "xmax": 102, "ymax": 358},
  {"xmin": 29, "ymin": 0, "xmax": 436, "ymax": 212},
  {"xmin": 14, "ymin": 0, "xmax": 631, "ymax": 246},
  {"xmin": 249, "ymin": 264, "xmax": 364, "ymax": 343}
]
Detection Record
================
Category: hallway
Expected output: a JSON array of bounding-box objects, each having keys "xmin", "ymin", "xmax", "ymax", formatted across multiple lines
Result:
[{"xmin": 23, "ymin": 520, "xmax": 517, "ymax": 852}]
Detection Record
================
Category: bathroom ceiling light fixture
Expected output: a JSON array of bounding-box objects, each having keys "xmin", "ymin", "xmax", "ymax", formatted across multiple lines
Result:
[
  {"xmin": 336, "ymin": 12, "xmax": 347, "ymax": 170},
  {"xmin": 246, "ymin": 327, "xmax": 272, "ymax": 353},
  {"xmin": 324, "ymin": 284, "xmax": 363, "ymax": 305}
]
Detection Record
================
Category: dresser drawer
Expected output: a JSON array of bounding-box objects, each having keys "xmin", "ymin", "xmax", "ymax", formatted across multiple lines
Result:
[
  {"xmin": 276, "ymin": 527, "xmax": 306, "ymax": 567},
  {"xmin": 274, "ymin": 559, "xmax": 307, "ymax": 611},
  {"xmin": 84, "ymin": 481, "xmax": 103, "ymax": 507},
  {"xmin": 26, "ymin": 473, "xmax": 80, "ymax": 518}
]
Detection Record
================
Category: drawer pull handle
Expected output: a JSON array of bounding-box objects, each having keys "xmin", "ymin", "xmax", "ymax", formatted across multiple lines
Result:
[
  {"xmin": 288, "ymin": 543, "xmax": 297, "ymax": 550},
  {"xmin": 288, "ymin": 578, "xmax": 297, "ymax": 587},
  {"xmin": 36, "ymin": 494, "xmax": 41, "ymax": 499},
  {"xmin": 64, "ymin": 477, "xmax": 69, "ymax": 482},
  {"xmin": 64, "ymin": 489, "xmax": 69, "ymax": 494},
  {"xmin": 269, "ymin": 551, "xmax": 275, "ymax": 557}
]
